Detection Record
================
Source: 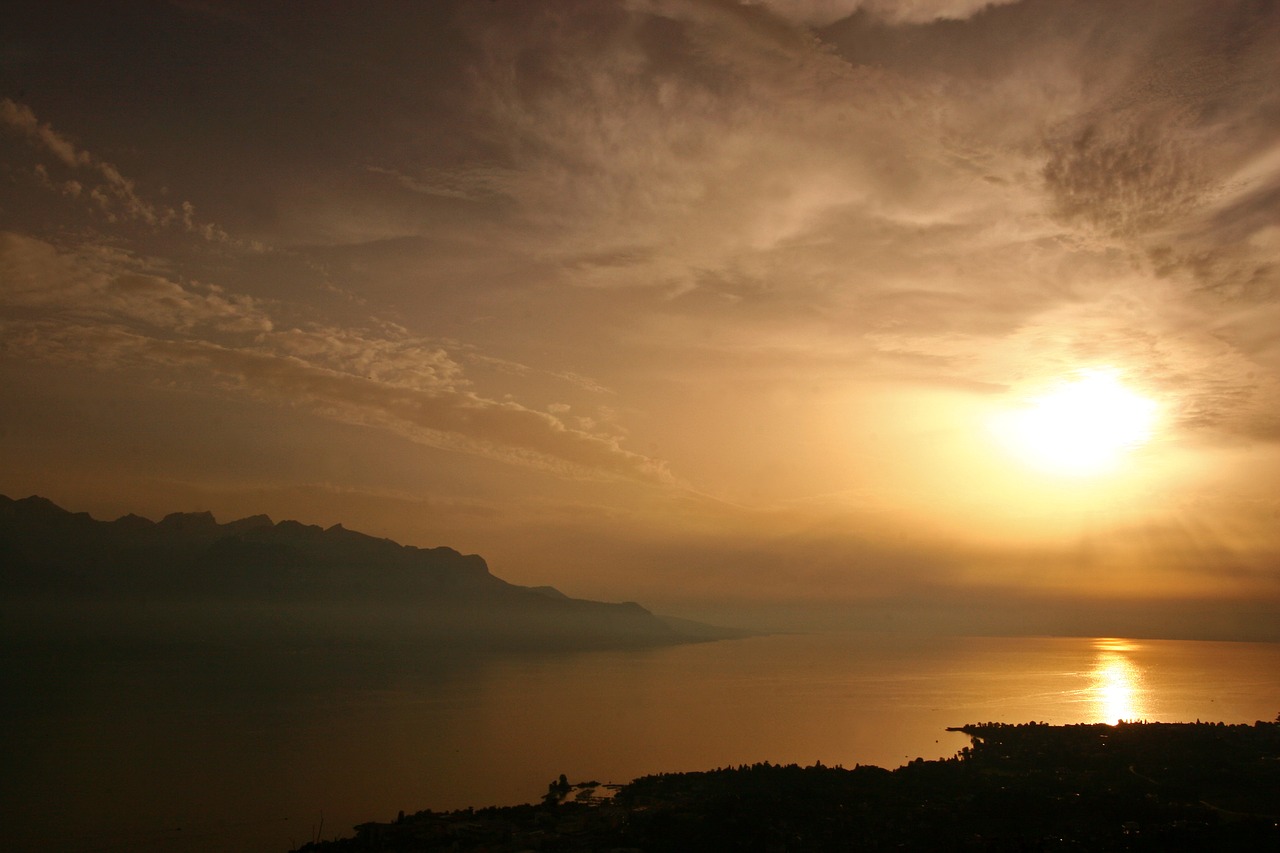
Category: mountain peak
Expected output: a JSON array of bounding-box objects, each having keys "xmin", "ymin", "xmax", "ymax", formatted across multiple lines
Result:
[
  {"xmin": 6, "ymin": 494, "xmax": 71, "ymax": 517},
  {"xmin": 224, "ymin": 514, "xmax": 273, "ymax": 533},
  {"xmin": 111, "ymin": 513, "xmax": 155, "ymax": 531},
  {"xmin": 159, "ymin": 510, "xmax": 218, "ymax": 529}
]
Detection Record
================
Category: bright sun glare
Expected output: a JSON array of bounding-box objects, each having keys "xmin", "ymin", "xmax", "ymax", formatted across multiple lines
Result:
[{"xmin": 992, "ymin": 369, "xmax": 1159, "ymax": 477}]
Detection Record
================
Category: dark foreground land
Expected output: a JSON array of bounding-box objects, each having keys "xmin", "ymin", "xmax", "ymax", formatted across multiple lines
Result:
[{"xmin": 294, "ymin": 720, "xmax": 1280, "ymax": 852}]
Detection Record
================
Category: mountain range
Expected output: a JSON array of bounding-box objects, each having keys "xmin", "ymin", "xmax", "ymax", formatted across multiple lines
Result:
[{"xmin": 0, "ymin": 494, "xmax": 742, "ymax": 649}]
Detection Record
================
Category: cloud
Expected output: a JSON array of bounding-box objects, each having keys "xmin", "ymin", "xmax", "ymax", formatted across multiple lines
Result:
[
  {"xmin": 0, "ymin": 232, "xmax": 669, "ymax": 481},
  {"xmin": 1043, "ymin": 119, "xmax": 1207, "ymax": 239},
  {"xmin": 463, "ymin": 353, "xmax": 615, "ymax": 396},
  {"xmin": 751, "ymin": 0, "xmax": 1022, "ymax": 27},
  {"xmin": 270, "ymin": 326, "xmax": 466, "ymax": 392},
  {"xmin": 5, "ymin": 323, "xmax": 671, "ymax": 481},
  {"xmin": 417, "ymin": 0, "xmax": 1280, "ymax": 464},
  {"xmin": 437, "ymin": 0, "xmax": 1033, "ymax": 311},
  {"xmin": 0, "ymin": 232, "xmax": 271, "ymax": 333},
  {"xmin": 0, "ymin": 98, "xmax": 240, "ymax": 243},
  {"xmin": 0, "ymin": 98, "xmax": 89, "ymax": 168},
  {"xmin": 144, "ymin": 338, "xmax": 667, "ymax": 481},
  {"xmin": 1, "ymin": 98, "xmax": 158, "ymax": 226},
  {"xmin": 1038, "ymin": 3, "xmax": 1280, "ymax": 248},
  {"xmin": 364, "ymin": 164, "xmax": 508, "ymax": 203}
]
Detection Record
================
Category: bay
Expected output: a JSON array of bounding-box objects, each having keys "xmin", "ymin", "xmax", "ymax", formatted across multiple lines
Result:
[{"xmin": 3, "ymin": 632, "xmax": 1278, "ymax": 853}]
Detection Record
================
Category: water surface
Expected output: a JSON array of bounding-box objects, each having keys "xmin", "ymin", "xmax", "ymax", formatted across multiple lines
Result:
[{"xmin": 3, "ymin": 632, "xmax": 1278, "ymax": 852}]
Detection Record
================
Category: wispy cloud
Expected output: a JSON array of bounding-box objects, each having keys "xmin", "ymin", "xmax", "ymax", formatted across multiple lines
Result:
[
  {"xmin": 753, "ymin": 0, "xmax": 1023, "ymax": 26},
  {"xmin": 0, "ymin": 232, "xmax": 270, "ymax": 332},
  {"xmin": 1, "ymin": 98, "xmax": 242, "ymax": 244},
  {"xmin": 0, "ymin": 231, "xmax": 668, "ymax": 481}
]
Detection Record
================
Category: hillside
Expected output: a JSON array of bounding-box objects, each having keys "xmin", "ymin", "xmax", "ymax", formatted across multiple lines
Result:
[{"xmin": 0, "ymin": 494, "xmax": 735, "ymax": 649}]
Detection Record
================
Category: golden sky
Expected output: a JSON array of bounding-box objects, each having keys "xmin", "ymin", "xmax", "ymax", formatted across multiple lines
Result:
[{"xmin": 3, "ymin": 0, "xmax": 1279, "ymax": 635}]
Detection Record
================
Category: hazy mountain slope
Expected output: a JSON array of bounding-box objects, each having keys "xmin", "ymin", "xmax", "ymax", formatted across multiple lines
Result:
[{"xmin": 0, "ymin": 494, "xmax": 714, "ymax": 649}]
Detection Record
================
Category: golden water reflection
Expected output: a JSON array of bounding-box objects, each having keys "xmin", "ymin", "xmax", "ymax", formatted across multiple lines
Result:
[{"xmin": 1091, "ymin": 638, "xmax": 1148, "ymax": 724}]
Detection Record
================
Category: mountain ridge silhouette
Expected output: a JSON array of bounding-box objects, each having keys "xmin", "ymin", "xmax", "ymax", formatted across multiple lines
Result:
[{"xmin": 0, "ymin": 494, "xmax": 743, "ymax": 647}]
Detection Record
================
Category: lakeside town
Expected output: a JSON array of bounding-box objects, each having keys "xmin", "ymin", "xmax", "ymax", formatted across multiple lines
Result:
[{"xmin": 293, "ymin": 719, "xmax": 1280, "ymax": 852}]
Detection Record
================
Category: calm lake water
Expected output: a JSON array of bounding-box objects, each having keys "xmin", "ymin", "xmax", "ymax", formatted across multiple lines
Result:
[{"xmin": 3, "ymin": 632, "xmax": 1279, "ymax": 852}]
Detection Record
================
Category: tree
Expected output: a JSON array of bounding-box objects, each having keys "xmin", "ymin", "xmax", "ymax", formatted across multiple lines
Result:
[{"xmin": 542, "ymin": 774, "xmax": 572, "ymax": 805}]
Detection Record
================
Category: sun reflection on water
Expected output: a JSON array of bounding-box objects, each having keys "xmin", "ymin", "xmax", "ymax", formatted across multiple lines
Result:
[{"xmin": 1091, "ymin": 638, "xmax": 1147, "ymax": 724}]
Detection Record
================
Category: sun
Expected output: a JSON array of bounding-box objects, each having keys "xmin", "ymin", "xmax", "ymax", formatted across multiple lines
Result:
[{"xmin": 991, "ymin": 369, "xmax": 1159, "ymax": 477}]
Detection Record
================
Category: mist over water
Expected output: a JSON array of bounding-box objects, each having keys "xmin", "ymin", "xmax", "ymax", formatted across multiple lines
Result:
[{"xmin": 3, "ymin": 630, "xmax": 1279, "ymax": 853}]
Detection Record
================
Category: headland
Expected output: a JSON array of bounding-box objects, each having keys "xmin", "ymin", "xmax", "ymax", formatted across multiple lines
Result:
[{"xmin": 293, "ymin": 718, "xmax": 1280, "ymax": 851}]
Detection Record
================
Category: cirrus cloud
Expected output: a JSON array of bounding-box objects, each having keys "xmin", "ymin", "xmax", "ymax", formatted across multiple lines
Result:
[{"xmin": 0, "ymin": 231, "xmax": 668, "ymax": 482}]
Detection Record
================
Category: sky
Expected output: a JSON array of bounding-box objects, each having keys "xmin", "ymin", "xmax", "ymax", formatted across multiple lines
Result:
[{"xmin": 3, "ymin": 0, "xmax": 1279, "ymax": 637}]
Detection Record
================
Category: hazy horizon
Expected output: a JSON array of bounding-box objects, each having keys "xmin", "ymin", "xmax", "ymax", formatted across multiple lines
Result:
[
  {"xmin": 4, "ymin": 0, "xmax": 1280, "ymax": 640},
  {"xmin": 4, "ymin": 491, "xmax": 1277, "ymax": 643}
]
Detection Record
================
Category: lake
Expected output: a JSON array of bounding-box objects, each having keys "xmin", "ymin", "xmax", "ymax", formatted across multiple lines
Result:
[{"xmin": 3, "ymin": 632, "xmax": 1278, "ymax": 852}]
